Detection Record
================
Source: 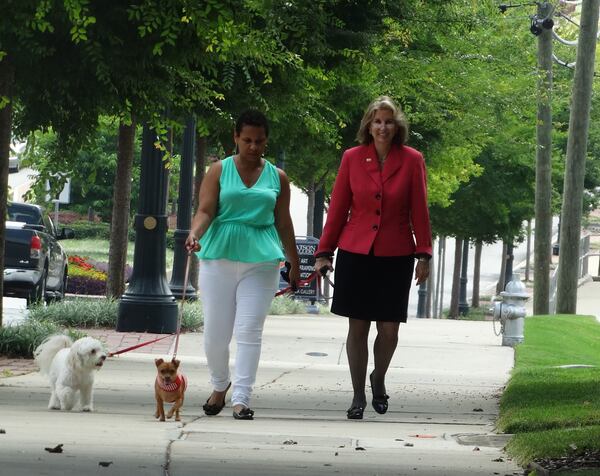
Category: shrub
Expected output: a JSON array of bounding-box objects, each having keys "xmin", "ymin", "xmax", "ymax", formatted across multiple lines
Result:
[
  {"xmin": 269, "ymin": 296, "xmax": 309, "ymax": 315},
  {"xmin": 29, "ymin": 298, "xmax": 203, "ymax": 332},
  {"xmin": 0, "ymin": 320, "xmax": 85, "ymax": 358},
  {"xmin": 68, "ymin": 221, "xmax": 112, "ymax": 240}
]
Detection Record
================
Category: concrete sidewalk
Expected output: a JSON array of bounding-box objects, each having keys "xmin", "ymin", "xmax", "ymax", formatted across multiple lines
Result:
[{"xmin": 0, "ymin": 313, "xmax": 522, "ymax": 476}]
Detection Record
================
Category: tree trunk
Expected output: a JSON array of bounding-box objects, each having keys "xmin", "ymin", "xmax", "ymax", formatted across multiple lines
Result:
[
  {"xmin": 0, "ymin": 58, "xmax": 14, "ymax": 325},
  {"xmin": 533, "ymin": 1, "xmax": 554, "ymax": 315},
  {"xmin": 306, "ymin": 182, "xmax": 315, "ymax": 237},
  {"xmin": 472, "ymin": 240, "xmax": 482, "ymax": 308},
  {"xmin": 525, "ymin": 220, "xmax": 532, "ymax": 282},
  {"xmin": 557, "ymin": 0, "xmax": 600, "ymax": 314},
  {"xmin": 313, "ymin": 185, "xmax": 325, "ymax": 238},
  {"xmin": 448, "ymin": 237, "xmax": 463, "ymax": 319},
  {"xmin": 106, "ymin": 119, "xmax": 136, "ymax": 298},
  {"xmin": 497, "ymin": 241, "xmax": 508, "ymax": 294},
  {"xmin": 188, "ymin": 134, "xmax": 207, "ymax": 290}
]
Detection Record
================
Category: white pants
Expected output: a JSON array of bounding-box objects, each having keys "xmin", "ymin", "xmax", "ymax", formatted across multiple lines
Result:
[{"xmin": 199, "ymin": 259, "xmax": 280, "ymax": 408}]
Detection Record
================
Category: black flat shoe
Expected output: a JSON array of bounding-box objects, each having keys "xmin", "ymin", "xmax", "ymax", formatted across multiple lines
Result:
[
  {"xmin": 203, "ymin": 383, "xmax": 231, "ymax": 416},
  {"xmin": 370, "ymin": 372, "xmax": 390, "ymax": 415},
  {"xmin": 233, "ymin": 407, "xmax": 254, "ymax": 420},
  {"xmin": 346, "ymin": 405, "xmax": 364, "ymax": 420}
]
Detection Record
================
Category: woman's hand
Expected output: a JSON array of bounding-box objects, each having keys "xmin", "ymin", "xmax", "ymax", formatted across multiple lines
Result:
[
  {"xmin": 415, "ymin": 259, "xmax": 430, "ymax": 285},
  {"xmin": 184, "ymin": 233, "xmax": 200, "ymax": 253},
  {"xmin": 315, "ymin": 257, "xmax": 334, "ymax": 277},
  {"xmin": 288, "ymin": 261, "xmax": 301, "ymax": 291}
]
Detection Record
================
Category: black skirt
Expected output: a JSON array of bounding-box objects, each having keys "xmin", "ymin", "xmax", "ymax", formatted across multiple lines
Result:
[{"xmin": 331, "ymin": 249, "xmax": 415, "ymax": 322}]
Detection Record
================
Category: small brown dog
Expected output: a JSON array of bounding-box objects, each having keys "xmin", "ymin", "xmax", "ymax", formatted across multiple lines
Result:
[{"xmin": 154, "ymin": 358, "xmax": 187, "ymax": 422}]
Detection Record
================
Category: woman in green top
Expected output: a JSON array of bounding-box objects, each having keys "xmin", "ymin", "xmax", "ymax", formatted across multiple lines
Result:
[{"xmin": 185, "ymin": 110, "xmax": 300, "ymax": 420}]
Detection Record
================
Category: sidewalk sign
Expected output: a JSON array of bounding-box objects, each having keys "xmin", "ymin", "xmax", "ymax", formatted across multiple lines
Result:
[{"xmin": 278, "ymin": 236, "xmax": 320, "ymax": 304}]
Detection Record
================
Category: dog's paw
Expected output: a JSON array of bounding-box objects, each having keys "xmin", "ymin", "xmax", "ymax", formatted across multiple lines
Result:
[
  {"xmin": 48, "ymin": 405, "xmax": 61, "ymax": 411},
  {"xmin": 81, "ymin": 406, "xmax": 93, "ymax": 412}
]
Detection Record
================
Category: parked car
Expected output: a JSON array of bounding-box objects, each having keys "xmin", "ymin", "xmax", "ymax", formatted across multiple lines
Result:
[{"xmin": 3, "ymin": 202, "xmax": 75, "ymax": 305}]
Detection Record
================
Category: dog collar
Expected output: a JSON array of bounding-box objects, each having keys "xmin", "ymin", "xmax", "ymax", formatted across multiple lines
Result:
[{"xmin": 156, "ymin": 374, "xmax": 187, "ymax": 393}]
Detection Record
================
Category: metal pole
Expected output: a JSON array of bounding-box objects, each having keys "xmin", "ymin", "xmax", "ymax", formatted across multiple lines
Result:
[
  {"xmin": 533, "ymin": 1, "xmax": 554, "ymax": 315},
  {"xmin": 117, "ymin": 125, "xmax": 178, "ymax": 333},
  {"xmin": 169, "ymin": 116, "xmax": 198, "ymax": 300},
  {"xmin": 557, "ymin": 0, "xmax": 600, "ymax": 314},
  {"xmin": 438, "ymin": 236, "xmax": 446, "ymax": 318},
  {"xmin": 416, "ymin": 281, "xmax": 427, "ymax": 318},
  {"xmin": 458, "ymin": 239, "xmax": 469, "ymax": 316}
]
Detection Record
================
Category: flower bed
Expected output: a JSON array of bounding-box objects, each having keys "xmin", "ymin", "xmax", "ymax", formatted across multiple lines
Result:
[{"xmin": 67, "ymin": 255, "xmax": 108, "ymax": 295}]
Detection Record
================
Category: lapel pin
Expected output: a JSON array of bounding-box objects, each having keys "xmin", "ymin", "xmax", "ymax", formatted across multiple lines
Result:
[{"xmin": 366, "ymin": 157, "xmax": 372, "ymax": 162}]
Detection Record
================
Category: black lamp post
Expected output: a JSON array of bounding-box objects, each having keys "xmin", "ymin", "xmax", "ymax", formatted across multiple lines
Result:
[
  {"xmin": 458, "ymin": 239, "xmax": 470, "ymax": 316},
  {"xmin": 169, "ymin": 116, "xmax": 198, "ymax": 300},
  {"xmin": 116, "ymin": 125, "xmax": 178, "ymax": 333}
]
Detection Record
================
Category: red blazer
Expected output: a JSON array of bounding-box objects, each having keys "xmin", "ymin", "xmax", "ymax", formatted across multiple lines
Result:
[{"xmin": 316, "ymin": 143, "xmax": 432, "ymax": 257}]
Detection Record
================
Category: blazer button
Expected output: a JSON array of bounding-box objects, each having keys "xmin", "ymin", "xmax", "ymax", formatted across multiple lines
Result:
[
  {"xmin": 372, "ymin": 225, "xmax": 378, "ymax": 231},
  {"xmin": 375, "ymin": 193, "xmax": 382, "ymax": 200},
  {"xmin": 376, "ymin": 209, "xmax": 381, "ymax": 216}
]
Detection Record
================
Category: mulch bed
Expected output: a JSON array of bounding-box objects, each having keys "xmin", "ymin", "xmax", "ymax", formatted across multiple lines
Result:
[
  {"xmin": 528, "ymin": 450, "xmax": 600, "ymax": 475},
  {"xmin": 0, "ymin": 357, "xmax": 37, "ymax": 378}
]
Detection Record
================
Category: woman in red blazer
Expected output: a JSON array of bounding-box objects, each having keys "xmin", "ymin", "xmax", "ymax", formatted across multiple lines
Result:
[{"xmin": 315, "ymin": 96, "xmax": 432, "ymax": 420}]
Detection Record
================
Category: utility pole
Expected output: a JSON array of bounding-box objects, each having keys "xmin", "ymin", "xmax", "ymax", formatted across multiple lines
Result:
[
  {"xmin": 533, "ymin": 1, "xmax": 554, "ymax": 315},
  {"xmin": 557, "ymin": 0, "xmax": 600, "ymax": 314}
]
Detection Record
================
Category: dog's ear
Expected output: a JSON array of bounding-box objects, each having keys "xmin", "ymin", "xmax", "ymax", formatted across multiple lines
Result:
[
  {"xmin": 155, "ymin": 358, "xmax": 164, "ymax": 368},
  {"xmin": 171, "ymin": 358, "xmax": 180, "ymax": 369}
]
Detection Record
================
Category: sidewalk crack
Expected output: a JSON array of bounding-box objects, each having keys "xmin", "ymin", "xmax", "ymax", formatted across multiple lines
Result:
[
  {"xmin": 163, "ymin": 416, "xmax": 200, "ymax": 476},
  {"xmin": 257, "ymin": 365, "xmax": 310, "ymax": 389}
]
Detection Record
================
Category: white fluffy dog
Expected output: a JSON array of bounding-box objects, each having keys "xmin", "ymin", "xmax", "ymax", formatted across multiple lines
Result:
[{"xmin": 34, "ymin": 334, "xmax": 107, "ymax": 412}]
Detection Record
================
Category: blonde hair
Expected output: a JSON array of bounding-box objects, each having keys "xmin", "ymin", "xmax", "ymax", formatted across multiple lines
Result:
[{"xmin": 356, "ymin": 96, "xmax": 409, "ymax": 145}]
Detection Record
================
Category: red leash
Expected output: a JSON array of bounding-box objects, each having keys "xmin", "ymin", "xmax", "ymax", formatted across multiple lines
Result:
[
  {"xmin": 108, "ymin": 252, "xmax": 191, "ymax": 358},
  {"xmin": 108, "ymin": 334, "xmax": 174, "ymax": 357},
  {"xmin": 275, "ymin": 271, "xmax": 319, "ymax": 297}
]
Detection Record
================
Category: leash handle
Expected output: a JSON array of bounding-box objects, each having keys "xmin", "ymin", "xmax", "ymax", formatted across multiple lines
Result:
[{"xmin": 275, "ymin": 270, "xmax": 319, "ymax": 297}]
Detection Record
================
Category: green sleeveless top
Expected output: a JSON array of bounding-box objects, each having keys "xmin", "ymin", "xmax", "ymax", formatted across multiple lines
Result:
[{"xmin": 198, "ymin": 156, "xmax": 285, "ymax": 262}]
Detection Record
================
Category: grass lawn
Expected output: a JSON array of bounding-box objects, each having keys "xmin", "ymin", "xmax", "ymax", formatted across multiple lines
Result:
[
  {"xmin": 62, "ymin": 238, "xmax": 175, "ymax": 270},
  {"xmin": 498, "ymin": 315, "xmax": 600, "ymax": 466}
]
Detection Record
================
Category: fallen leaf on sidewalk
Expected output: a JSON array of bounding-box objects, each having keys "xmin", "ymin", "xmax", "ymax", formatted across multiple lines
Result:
[
  {"xmin": 473, "ymin": 408, "xmax": 483, "ymax": 412},
  {"xmin": 355, "ymin": 447, "xmax": 366, "ymax": 451},
  {"xmin": 473, "ymin": 447, "xmax": 480, "ymax": 451},
  {"xmin": 409, "ymin": 434, "xmax": 436, "ymax": 438},
  {"xmin": 44, "ymin": 444, "xmax": 63, "ymax": 453},
  {"xmin": 492, "ymin": 457, "xmax": 504, "ymax": 462},
  {"xmin": 282, "ymin": 440, "xmax": 297, "ymax": 445},
  {"xmin": 98, "ymin": 461, "xmax": 113, "ymax": 467},
  {"xmin": 404, "ymin": 443, "xmax": 414, "ymax": 447},
  {"xmin": 0, "ymin": 429, "xmax": 6, "ymax": 434}
]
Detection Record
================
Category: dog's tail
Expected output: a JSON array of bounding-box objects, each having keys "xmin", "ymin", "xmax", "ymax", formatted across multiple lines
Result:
[{"xmin": 34, "ymin": 334, "xmax": 73, "ymax": 374}]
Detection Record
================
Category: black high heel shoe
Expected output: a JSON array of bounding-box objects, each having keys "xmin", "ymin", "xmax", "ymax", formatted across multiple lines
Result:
[
  {"xmin": 369, "ymin": 372, "xmax": 389, "ymax": 415},
  {"xmin": 202, "ymin": 382, "xmax": 231, "ymax": 416},
  {"xmin": 346, "ymin": 405, "xmax": 364, "ymax": 420}
]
